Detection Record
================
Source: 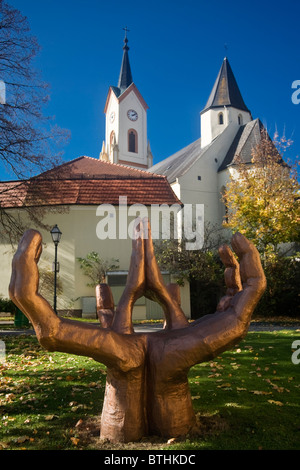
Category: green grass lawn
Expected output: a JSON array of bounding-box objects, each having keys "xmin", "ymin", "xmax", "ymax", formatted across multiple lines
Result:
[{"xmin": 0, "ymin": 329, "xmax": 299, "ymax": 450}]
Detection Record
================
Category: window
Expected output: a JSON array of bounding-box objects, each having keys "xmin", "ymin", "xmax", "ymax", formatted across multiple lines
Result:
[
  {"xmin": 107, "ymin": 273, "xmax": 128, "ymax": 286},
  {"xmin": 238, "ymin": 114, "xmax": 243, "ymax": 125},
  {"xmin": 128, "ymin": 129, "xmax": 138, "ymax": 153},
  {"xmin": 110, "ymin": 131, "xmax": 115, "ymax": 152},
  {"xmin": 218, "ymin": 112, "xmax": 224, "ymax": 125}
]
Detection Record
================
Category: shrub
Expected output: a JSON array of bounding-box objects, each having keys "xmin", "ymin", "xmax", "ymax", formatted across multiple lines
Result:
[
  {"xmin": 0, "ymin": 296, "xmax": 17, "ymax": 314},
  {"xmin": 254, "ymin": 254, "xmax": 300, "ymax": 318}
]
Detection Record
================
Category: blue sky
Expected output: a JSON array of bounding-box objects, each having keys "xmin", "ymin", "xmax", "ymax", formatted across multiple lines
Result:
[{"xmin": 2, "ymin": 0, "xmax": 300, "ymax": 178}]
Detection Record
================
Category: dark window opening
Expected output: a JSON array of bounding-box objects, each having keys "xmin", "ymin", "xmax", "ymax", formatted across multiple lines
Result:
[{"xmin": 128, "ymin": 129, "xmax": 138, "ymax": 153}]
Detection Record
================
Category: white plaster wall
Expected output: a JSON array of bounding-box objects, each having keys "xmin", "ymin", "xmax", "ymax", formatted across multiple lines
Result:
[
  {"xmin": 201, "ymin": 107, "xmax": 251, "ymax": 149},
  {"xmin": 179, "ymin": 123, "xmax": 242, "ymax": 226},
  {"xmin": 118, "ymin": 91, "xmax": 148, "ymax": 166},
  {"xmin": 0, "ymin": 204, "xmax": 191, "ymax": 319},
  {"xmin": 105, "ymin": 92, "xmax": 119, "ymax": 158}
]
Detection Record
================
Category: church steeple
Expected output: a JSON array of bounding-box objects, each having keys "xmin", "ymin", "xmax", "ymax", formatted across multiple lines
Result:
[
  {"xmin": 200, "ymin": 57, "xmax": 252, "ymax": 149},
  {"xmin": 202, "ymin": 57, "xmax": 250, "ymax": 114},
  {"xmin": 118, "ymin": 28, "xmax": 133, "ymax": 92},
  {"xmin": 101, "ymin": 30, "xmax": 152, "ymax": 169}
]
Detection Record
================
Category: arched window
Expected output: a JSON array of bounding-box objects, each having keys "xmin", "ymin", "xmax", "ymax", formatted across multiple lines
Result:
[
  {"xmin": 110, "ymin": 131, "xmax": 115, "ymax": 152},
  {"xmin": 128, "ymin": 129, "xmax": 138, "ymax": 153},
  {"xmin": 218, "ymin": 112, "xmax": 224, "ymax": 125},
  {"xmin": 238, "ymin": 114, "xmax": 243, "ymax": 125}
]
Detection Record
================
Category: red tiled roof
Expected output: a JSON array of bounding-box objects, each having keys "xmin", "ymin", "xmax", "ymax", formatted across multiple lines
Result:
[
  {"xmin": 38, "ymin": 156, "xmax": 155, "ymax": 179},
  {"xmin": 0, "ymin": 157, "xmax": 182, "ymax": 208}
]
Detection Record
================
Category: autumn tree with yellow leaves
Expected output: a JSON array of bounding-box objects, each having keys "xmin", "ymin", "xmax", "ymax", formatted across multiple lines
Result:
[{"xmin": 222, "ymin": 130, "xmax": 300, "ymax": 257}]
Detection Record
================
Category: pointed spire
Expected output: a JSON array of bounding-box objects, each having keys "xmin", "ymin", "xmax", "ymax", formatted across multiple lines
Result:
[
  {"xmin": 202, "ymin": 57, "xmax": 250, "ymax": 113},
  {"xmin": 99, "ymin": 140, "xmax": 108, "ymax": 161},
  {"xmin": 118, "ymin": 28, "xmax": 133, "ymax": 92}
]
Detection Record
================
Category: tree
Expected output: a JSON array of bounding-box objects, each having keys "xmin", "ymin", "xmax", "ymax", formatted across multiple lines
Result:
[
  {"xmin": 9, "ymin": 218, "xmax": 266, "ymax": 443},
  {"xmin": 0, "ymin": 0, "xmax": 69, "ymax": 242},
  {"xmin": 77, "ymin": 252, "xmax": 119, "ymax": 287},
  {"xmin": 222, "ymin": 130, "xmax": 300, "ymax": 256},
  {"xmin": 154, "ymin": 223, "xmax": 229, "ymax": 317}
]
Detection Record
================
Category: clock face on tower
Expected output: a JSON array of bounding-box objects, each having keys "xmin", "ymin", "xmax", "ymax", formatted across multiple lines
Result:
[
  {"xmin": 127, "ymin": 109, "xmax": 138, "ymax": 121},
  {"xmin": 109, "ymin": 111, "xmax": 115, "ymax": 123}
]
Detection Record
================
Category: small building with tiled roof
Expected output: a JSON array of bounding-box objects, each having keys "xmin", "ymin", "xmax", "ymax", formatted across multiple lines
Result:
[
  {"xmin": 0, "ymin": 156, "xmax": 181, "ymax": 208},
  {"xmin": 149, "ymin": 57, "xmax": 271, "ymax": 230},
  {"xmin": 0, "ymin": 156, "xmax": 189, "ymax": 320}
]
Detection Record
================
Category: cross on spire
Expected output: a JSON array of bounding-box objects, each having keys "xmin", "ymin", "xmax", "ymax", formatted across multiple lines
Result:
[
  {"xmin": 118, "ymin": 27, "xmax": 133, "ymax": 90},
  {"xmin": 123, "ymin": 26, "xmax": 130, "ymax": 39}
]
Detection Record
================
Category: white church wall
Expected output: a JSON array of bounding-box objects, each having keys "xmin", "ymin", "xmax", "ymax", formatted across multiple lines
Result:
[
  {"xmin": 227, "ymin": 107, "xmax": 251, "ymax": 127},
  {"xmin": 118, "ymin": 91, "xmax": 148, "ymax": 166},
  {"xmin": 201, "ymin": 107, "xmax": 251, "ymax": 149},
  {"xmin": 178, "ymin": 123, "xmax": 243, "ymax": 227},
  {"xmin": 105, "ymin": 92, "xmax": 120, "ymax": 158}
]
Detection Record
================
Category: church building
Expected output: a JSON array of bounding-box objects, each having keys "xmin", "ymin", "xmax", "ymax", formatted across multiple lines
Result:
[
  {"xmin": 99, "ymin": 31, "xmax": 153, "ymax": 169},
  {"xmin": 148, "ymin": 57, "xmax": 266, "ymax": 229},
  {"xmin": 0, "ymin": 33, "xmax": 269, "ymax": 320}
]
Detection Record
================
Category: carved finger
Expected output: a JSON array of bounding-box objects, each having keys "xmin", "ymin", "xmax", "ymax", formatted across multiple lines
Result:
[
  {"xmin": 9, "ymin": 229, "xmax": 60, "ymax": 342},
  {"xmin": 162, "ymin": 284, "xmax": 181, "ymax": 328},
  {"xmin": 143, "ymin": 218, "xmax": 188, "ymax": 330},
  {"xmin": 230, "ymin": 232, "xmax": 266, "ymax": 317},
  {"xmin": 9, "ymin": 230, "xmax": 42, "ymax": 307},
  {"xmin": 218, "ymin": 244, "xmax": 242, "ymax": 295},
  {"xmin": 96, "ymin": 284, "xmax": 115, "ymax": 328},
  {"xmin": 111, "ymin": 218, "xmax": 146, "ymax": 334},
  {"xmin": 231, "ymin": 233, "xmax": 266, "ymax": 289}
]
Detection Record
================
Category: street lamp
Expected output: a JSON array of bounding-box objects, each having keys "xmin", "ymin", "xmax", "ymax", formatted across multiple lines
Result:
[{"xmin": 50, "ymin": 224, "xmax": 62, "ymax": 314}]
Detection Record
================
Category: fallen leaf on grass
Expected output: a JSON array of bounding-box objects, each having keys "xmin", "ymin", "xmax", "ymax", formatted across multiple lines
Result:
[
  {"xmin": 167, "ymin": 437, "xmax": 179, "ymax": 444},
  {"xmin": 45, "ymin": 414, "xmax": 59, "ymax": 421},
  {"xmin": 70, "ymin": 437, "xmax": 80, "ymax": 446},
  {"xmin": 250, "ymin": 390, "xmax": 272, "ymax": 395},
  {"xmin": 14, "ymin": 435, "xmax": 30, "ymax": 444},
  {"xmin": 71, "ymin": 404, "xmax": 88, "ymax": 412},
  {"xmin": 268, "ymin": 400, "xmax": 284, "ymax": 406},
  {"xmin": 0, "ymin": 441, "xmax": 10, "ymax": 449}
]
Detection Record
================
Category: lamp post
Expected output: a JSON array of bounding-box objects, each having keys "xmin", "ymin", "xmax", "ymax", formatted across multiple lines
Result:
[{"xmin": 50, "ymin": 224, "xmax": 62, "ymax": 314}]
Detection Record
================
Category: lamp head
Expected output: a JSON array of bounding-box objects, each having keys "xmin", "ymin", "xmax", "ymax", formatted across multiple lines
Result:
[{"xmin": 50, "ymin": 224, "xmax": 62, "ymax": 244}]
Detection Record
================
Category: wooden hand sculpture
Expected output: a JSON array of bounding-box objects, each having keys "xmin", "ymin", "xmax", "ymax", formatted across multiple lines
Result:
[{"xmin": 9, "ymin": 218, "xmax": 266, "ymax": 442}]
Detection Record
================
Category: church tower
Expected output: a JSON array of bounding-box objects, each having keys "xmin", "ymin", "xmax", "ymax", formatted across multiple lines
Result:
[
  {"xmin": 200, "ymin": 57, "xmax": 252, "ymax": 148},
  {"xmin": 100, "ymin": 31, "xmax": 153, "ymax": 168}
]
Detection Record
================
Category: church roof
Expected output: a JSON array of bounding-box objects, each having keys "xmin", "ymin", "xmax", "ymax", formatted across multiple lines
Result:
[
  {"xmin": 149, "ymin": 119, "xmax": 271, "ymax": 181},
  {"xmin": 218, "ymin": 118, "xmax": 264, "ymax": 171},
  {"xmin": 105, "ymin": 33, "xmax": 135, "ymax": 103},
  {"xmin": 103, "ymin": 33, "xmax": 148, "ymax": 113},
  {"xmin": 38, "ymin": 156, "xmax": 153, "ymax": 179},
  {"xmin": 118, "ymin": 36, "xmax": 133, "ymax": 92},
  {"xmin": 148, "ymin": 138, "xmax": 205, "ymax": 183},
  {"xmin": 201, "ymin": 57, "xmax": 250, "ymax": 114},
  {"xmin": 0, "ymin": 156, "xmax": 181, "ymax": 208}
]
